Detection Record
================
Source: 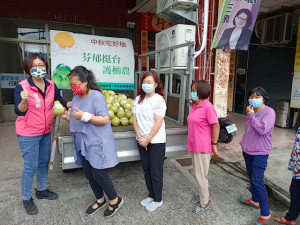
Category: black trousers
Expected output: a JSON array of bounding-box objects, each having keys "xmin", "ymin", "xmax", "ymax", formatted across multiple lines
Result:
[
  {"xmin": 285, "ymin": 179, "xmax": 300, "ymax": 221},
  {"xmin": 137, "ymin": 142, "xmax": 166, "ymax": 202},
  {"xmin": 82, "ymin": 155, "xmax": 117, "ymax": 200}
]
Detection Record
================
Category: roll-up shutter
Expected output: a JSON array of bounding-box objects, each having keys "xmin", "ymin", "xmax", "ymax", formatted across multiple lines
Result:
[{"xmin": 246, "ymin": 45, "xmax": 295, "ymax": 111}]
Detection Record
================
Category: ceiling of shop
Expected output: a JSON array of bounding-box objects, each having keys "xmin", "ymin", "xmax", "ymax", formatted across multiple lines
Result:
[
  {"xmin": 133, "ymin": 0, "xmax": 300, "ymax": 14},
  {"xmin": 260, "ymin": 0, "xmax": 300, "ymax": 12}
]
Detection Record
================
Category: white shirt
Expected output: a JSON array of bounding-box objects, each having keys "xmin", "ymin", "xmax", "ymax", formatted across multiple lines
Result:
[
  {"xmin": 132, "ymin": 93, "xmax": 167, "ymax": 143},
  {"xmin": 229, "ymin": 28, "xmax": 242, "ymax": 49}
]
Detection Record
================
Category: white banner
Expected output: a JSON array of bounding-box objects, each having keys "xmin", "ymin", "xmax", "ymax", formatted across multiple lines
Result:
[{"xmin": 50, "ymin": 30, "xmax": 134, "ymax": 90}]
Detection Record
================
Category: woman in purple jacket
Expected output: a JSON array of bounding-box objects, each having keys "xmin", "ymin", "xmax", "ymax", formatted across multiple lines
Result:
[{"xmin": 239, "ymin": 87, "xmax": 276, "ymax": 225}]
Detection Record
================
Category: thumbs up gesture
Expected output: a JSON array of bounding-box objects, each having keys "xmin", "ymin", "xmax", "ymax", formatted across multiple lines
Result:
[
  {"xmin": 73, "ymin": 107, "xmax": 84, "ymax": 120},
  {"xmin": 21, "ymin": 85, "xmax": 30, "ymax": 102}
]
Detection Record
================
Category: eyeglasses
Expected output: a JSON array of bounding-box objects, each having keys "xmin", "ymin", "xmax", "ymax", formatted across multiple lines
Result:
[
  {"xmin": 236, "ymin": 16, "xmax": 247, "ymax": 22},
  {"xmin": 31, "ymin": 64, "xmax": 45, "ymax": 69}
]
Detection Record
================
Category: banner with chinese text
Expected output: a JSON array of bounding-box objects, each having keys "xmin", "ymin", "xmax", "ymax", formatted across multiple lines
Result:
[
  {"xmin": 141, "ymin": 13, "xmax": 173, "ymax": 32},
  {"xmin": 294, "ymin": 18, "xmax": 300, "ymax": 72},
  {"xmin": 212, "ymin": 0, "xmax": 261, "ymax": 50},
  {"xmin": 50, "ymin": 30, "xmax": 134, "ymax": 90}
]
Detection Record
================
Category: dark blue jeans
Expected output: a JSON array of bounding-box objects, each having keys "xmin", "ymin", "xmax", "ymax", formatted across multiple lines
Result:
[
  {"xmin": 82, "ymin": 155, "xmax": 117, "ymax": 200},
  {"xmin": 285, "ymin": 179, "xmax": 300, "ymax": 221},
  {"xmin": 243, "ymin": 152, "xmax": 270, "ymax": 217},
  {"xmin": 138, "ymin": 142, "xmax": 166, "ymax": 202}
]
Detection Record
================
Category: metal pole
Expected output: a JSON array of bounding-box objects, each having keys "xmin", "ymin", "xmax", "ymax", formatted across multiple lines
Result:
[{"xmin": 178, "ymin": 74, "xmax": 187, "ymax": 126}]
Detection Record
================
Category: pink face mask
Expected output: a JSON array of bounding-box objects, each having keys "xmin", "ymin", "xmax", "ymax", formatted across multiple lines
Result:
[{"xmin": 71, "ymin": 84, "xmax": 85, "ymax": 96}]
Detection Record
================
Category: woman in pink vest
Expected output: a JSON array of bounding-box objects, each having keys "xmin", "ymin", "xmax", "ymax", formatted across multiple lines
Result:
[
  {"xmin": 187, "ymin": 80, "xmax": 220, "ymax": 213},
  {"xmin": 14, "ymin": 53, "xmax": 71, "ymax": 215}
]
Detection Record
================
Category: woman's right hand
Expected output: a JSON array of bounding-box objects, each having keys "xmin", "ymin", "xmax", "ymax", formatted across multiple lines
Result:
[
  {"xmin": 20, "ymin": 85, "xmax": 30, "ymax": 102},
  {"xmin": 246, "ymin": 105, "xmax": 254, "ymax": 114}
]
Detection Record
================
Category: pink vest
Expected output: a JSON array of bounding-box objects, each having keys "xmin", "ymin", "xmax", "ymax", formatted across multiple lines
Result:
[{"xmin": 15, "ymin": 79, "xmax": 55, "ymax": 136}]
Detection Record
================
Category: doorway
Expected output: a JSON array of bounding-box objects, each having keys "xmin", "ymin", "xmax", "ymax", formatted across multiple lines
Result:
[{"xmin": 234, "ymin": 50, "xmax": 249, "ymax": 114}]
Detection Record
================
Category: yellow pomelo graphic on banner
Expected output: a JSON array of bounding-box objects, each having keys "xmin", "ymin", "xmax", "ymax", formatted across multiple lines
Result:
[{"xmin": 54, "ymin": 32, "xmax": 75, "ymax": 48}]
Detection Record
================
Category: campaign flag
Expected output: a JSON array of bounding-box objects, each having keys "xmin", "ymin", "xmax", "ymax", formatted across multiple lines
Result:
[{"xmin": 212, "ymin": 0, "xmax": 261, "ymax": 50}]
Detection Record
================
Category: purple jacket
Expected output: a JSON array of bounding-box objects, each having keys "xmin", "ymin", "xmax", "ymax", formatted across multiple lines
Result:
[{"xmin": 240, "ymin": 106, "xmax": 276, "ymax": 155}]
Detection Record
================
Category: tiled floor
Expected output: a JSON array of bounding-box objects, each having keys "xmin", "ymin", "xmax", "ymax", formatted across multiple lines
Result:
[{"xmin": 218, "ymin": 113, "xmax": 296, "ymax": 161}]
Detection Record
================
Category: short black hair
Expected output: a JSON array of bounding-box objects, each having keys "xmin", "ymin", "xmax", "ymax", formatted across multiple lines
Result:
[
  {"xmin": 191, "ymin": 80, "xmax": 210, "ymax": 99},
  {"xmin": 247, "ymin": 87, "xmax": 269, "ymax": 103}
]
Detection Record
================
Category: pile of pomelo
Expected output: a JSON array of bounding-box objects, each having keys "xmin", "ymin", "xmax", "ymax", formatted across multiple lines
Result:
[{"xmin": 103, "ymin": 90, "xmax": 134, "ymax": 126}]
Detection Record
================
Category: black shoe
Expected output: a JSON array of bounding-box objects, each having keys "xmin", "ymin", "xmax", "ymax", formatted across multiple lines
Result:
[
  {"xmin": 86, "ymin": 198, "xmax": 106, "ymax": 215},
  {"xmin": 104, "ymin": 196, "xmax": 123, "ymax": 217},
  {"xmin": 35, "ymin": 188, "xmax": 58, "ymax": 200},
  {"xmin": 23, "ymin": 198, "xmax": 38, "ymax": 215}
]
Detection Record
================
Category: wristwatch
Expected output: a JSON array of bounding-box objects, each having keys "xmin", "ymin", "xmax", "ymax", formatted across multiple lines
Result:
[
  {"xmin": 137, "ymin": 135, "xmax": 142, "ymax": 139},
  {"xmin": 211, "ymin": 142, "xmax": 217, "ymax": 145}
]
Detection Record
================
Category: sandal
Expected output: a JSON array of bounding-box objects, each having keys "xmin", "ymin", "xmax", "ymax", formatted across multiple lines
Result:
[
  {"xmin": 191, "ymin": 195, "xmax": 211, "ymax": 205},
  {"xmin": 274, "ymin": 217, "xmax": 296, "ymax": 225},
  {"xmin": 257, "ymin": 214, "xmax": 274, "ymax": 225},
  {"xmin": 86, "ymin": 198, "xmax": 106, "ymax": 215},
  {"xmin": 191, "ymin": 195, "xmax": 200, "ymax": 204},
  {"xmin": 240, "ymin": 198, "xmax": 259, "ymax": 209},
  {"xmin": 104, "ymin": 196, "xmax": 123, "ymax": 217},
  {"xmin": 192, "ymin": 203, "xmax": 210, "ymax": 213}
]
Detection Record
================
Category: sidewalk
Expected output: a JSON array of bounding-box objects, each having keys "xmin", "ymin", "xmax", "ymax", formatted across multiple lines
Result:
[{"xmin": 217, "ymin": 113, "xmax": 296, "ymax": 206}]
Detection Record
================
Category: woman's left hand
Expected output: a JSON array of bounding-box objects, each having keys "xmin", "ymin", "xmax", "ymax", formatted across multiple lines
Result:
[
  {"xmin": 138, "ymin": 137, "xmax": 149, "ymax": 148},
  {"xmin": 73, "ymin": 107, "xmax": 84, "ymax": 120}
]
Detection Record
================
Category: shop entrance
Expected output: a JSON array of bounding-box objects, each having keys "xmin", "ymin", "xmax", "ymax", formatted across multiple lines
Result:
[{"xmin": 234, "ymin": 50, "xmax": 249, "ymax": 114}]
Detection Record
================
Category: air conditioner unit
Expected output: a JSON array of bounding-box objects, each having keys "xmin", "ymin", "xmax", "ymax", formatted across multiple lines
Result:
[
  {"xmin": 155, "ymin": 24, "xmax": 195, "ymax": 68},
  {"xmin": 157, "ymin": 0, "xmax": 198, "ymax": 14},
  {"xmin": 261, "ymin": 13, "xmax": 293, "ymax": 45}
]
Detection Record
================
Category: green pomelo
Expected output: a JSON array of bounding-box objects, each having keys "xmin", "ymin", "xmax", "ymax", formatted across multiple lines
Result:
[
  {"xmin": 120, "ymin": 117, "xmax": 129, "ymax": 126},
  {"xmin": 60, "ymin": 79, "xmax": 70, "ymax": 89},
  {"xmin": 108, "ymin": 110, "xmax": 114, "ymax": 120},
  {"xmin": 117, "ymin": 110, "xmax": 125, "ymax": 118},
  {"xmin": 129, "ymin": 116, "xmax": 133, "ymax": 125},
  {"xmin": 51, "ymin": 75, "xmax": 61, "ymax": 86},
  {"xmin": 111, "ymin": 105, "xmax": 118, "ymax": 113},
  {"xmin": 107, "ymin": 90, "xmax": 115, "ymax": 96},
  {"xmin": 104, "ymin": 92, "xmax": 111, "ymax": 99},
  {"xmin": 125, "ymin": 111, "xmax": 132, "ymax": 119},
  {"xmin": 111, "ymin": 116, "xmax": 120, "ymax": 126},
  {"xmin": 53, "ymin": 100, "xmax": 64, "ymax": 115}
]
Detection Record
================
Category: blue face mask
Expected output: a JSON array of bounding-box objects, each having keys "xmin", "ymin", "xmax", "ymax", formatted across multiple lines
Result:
[
  {"xmin": 142, "ymin": 83, "xmax": 154, "ymax": 94},
  {"xmin": 191, "ymin": 91, "xmax": 199, "ymax": 101},
  {"xmin": 249, "ymin": 98, "xmax": 263, "ymax": 108},
  {"xmin": 31, "ymin": 68, "xmax": 47, "ymax": 79}
]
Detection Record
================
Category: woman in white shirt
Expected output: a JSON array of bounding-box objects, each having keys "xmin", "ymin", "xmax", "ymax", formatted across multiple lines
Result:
[{"xmin": 132, "ymin": 71, "xmax": 167, "ymax": 212}]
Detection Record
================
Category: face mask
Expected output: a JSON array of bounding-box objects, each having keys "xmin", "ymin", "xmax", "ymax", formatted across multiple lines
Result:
[
  {"xmin": 30, "ymin": 68, "xmax": 47, "ymax": 78},
  {"xmin": 249, "ymin": 98, "xmax": 263, "ymax": 108},
  {"xmin": 71, "ymin": 84, "xmax": 85, "ymax": 96},
  {"xmin": 190, "ymin": 91, "xmax": 199, "ymax": 101},
  {"xmin": 142, "ymin": 83, "xmax": 154, "ymax": 94}
]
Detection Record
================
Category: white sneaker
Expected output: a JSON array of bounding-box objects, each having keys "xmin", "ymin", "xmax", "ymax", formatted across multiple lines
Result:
[
  {"xmin": 145, "ymin": 200, "xmax": 163, "ymax": 211},
  {"xmin": 140, "ymin": 197, "xmax": 153, "ymax": 207}
]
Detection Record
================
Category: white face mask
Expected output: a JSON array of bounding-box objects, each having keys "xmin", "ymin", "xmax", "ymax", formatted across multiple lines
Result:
[{"xmin": 142, "ymin": 83, "xmax": 154, "ymax": 94}]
